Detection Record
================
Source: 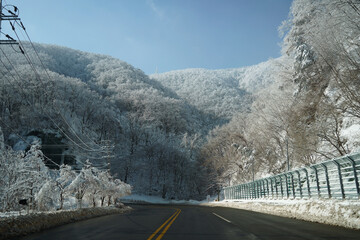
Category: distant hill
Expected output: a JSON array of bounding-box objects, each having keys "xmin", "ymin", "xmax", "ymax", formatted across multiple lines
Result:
[{"xmin": 151, "ymin": 57, "xmax": 285, "ymax": 118}]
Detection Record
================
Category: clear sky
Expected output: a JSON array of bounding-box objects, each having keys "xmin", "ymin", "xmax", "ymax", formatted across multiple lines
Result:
[{"xmin": 2, "ymin": 0, "xmax": 292, "ymax": 74}]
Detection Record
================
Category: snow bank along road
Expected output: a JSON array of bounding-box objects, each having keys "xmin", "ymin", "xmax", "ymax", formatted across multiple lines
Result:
[{"xmin": 19, "ymin": 204, "xmax": 360, "ymax": 240}]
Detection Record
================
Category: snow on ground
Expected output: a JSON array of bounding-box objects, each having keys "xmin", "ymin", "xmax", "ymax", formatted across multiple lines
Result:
[
  {"xmin": 202, "ymin": 199, "xmax": 360, "ymax": 230},
  {"xmin": 119, "ymin": 194, "xmax": 200, "ymax": 205},
  {"xmin": 0, "ymin": 206, "xmax": 131, "ymax": 240}
]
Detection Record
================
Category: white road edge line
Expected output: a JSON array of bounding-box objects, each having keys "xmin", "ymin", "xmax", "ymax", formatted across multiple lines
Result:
[{"xmin": 212, "ymin": 212, "xmax": 232, "ymax": 223}]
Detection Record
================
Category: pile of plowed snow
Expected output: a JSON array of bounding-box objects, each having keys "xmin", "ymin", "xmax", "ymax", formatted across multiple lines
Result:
[
  {"xmin": 203, "ymin": 199, "xmax": 360, "ymax": 229},
  {"xmin": 0, "ymin": 206, "xmax": 131, "ymax": 239}
]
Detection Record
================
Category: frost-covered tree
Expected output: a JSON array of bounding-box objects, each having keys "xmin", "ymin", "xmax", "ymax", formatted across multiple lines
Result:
[
  {"xmin": 36, "ymin": 164, "xmax": 77, "ymax": 210},
  {"xmin": 21, "ymin": 142, "xmax": 50, "ymax": 210},
  {"xmin": 0, "ymin": 127, "xmax": 4, "ymax": 150},
  {"xmin": 67, "ymin": 161, "xmax": 99, "ymax": 208},
  {"xmin": 277, "ymin": 0, "xmax": 360, "ymax": 161},
  {"xmin": 0, "ymin": 148, "xmax": 25, "ymax": 211},
  {"xmin": 0, "ymin": 142, "xmax": 50, "ymax": 212}
]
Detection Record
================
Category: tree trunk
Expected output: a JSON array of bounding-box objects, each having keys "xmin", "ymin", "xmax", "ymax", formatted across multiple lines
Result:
[{"xmin": 107, "ymin": 195, "xmax": 112, "ymax": 206}]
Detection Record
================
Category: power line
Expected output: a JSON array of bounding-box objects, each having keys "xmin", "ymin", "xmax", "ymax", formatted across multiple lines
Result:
[
  {"xmin": 0, "ymin": 1, "xmax": 102, "ymax": 153},
  {"xmin": 0, "ymin": 117, "xmax": 61, "ymax": 168},
  {"xmin": 0, "ymin": 2, "xmax": 113, "ymax": 170},
  {"xmin": 11, "ymin": 24, "xmax": 107, "ymax": 153},
  {"xmin": 0, "ymin": 0, "xmax": 20, "ymax": 45}
]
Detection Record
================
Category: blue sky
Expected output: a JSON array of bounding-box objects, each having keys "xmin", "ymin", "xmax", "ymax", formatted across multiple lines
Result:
[{"xmin": 3, "ymin": 0, "xmax": 292, "ymax": 74}]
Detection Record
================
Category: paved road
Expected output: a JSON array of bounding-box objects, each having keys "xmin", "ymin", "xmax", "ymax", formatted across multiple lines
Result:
[{"xmin": 21, "ymin": 204, "xmax": 360, "ymax": 240}]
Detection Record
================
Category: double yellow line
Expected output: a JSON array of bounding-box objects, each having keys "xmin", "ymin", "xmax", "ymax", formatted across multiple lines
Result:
[{"xmin": 147, "ymin": 208, "xmax": 181, "ymax": 240}]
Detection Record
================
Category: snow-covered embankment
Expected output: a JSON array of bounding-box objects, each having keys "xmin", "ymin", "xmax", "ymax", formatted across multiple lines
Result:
[
  {"xmin": 203, "ymin": 199, "xmax": 360, "ymax": 229},
  {"xmin": 0, "ymin": 206, "xmax": 132, "ymax": 239}
]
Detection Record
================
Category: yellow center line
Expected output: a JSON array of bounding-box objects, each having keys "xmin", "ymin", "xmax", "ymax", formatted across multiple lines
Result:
[
  {"xmin": 155, "ymin": 209, "xmax": 181, "ymax": 240},
  {"xmin": 147, "ymin": 208, "xmax": 181, "ymax": 240}
]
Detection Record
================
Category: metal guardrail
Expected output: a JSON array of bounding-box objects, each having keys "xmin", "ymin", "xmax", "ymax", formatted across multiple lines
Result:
[{"xmin": 223, "ymin": 152, "xmax": 360, "ymax": 200}]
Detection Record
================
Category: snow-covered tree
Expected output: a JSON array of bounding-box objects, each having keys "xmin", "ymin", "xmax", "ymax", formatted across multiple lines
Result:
[
  {"xmin": 67, "ymin": 160, "xmax": 99, "ymax": 208},
  {"xmin": 0, "ymin": 127, "xmax": 4, "ymax": 150},
  {"xmin": 0, "ymin": 148, "xmax": 25, "ymax": 211},
  {"xmin": 21, "ymin": 142, "xmax": 50, "ymax": 210},
  {"xmin": 36, "ymin": 164, "xmax": 77, "ymax": 210}
]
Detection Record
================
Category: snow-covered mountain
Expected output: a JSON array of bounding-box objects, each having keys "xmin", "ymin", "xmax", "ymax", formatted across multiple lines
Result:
[
  {"xmin": 151, "ymin": 57, "xmax": 285, "ymax": 118},
  {"xmin": 0, "ymin": 43, "xmax": 218, "ymax": 200}
]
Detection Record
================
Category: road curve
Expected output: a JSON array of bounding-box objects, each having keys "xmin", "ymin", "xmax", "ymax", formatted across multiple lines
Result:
[{"xmin": 21, "ymin": 204, "xmax": 360, "ymax": 240}]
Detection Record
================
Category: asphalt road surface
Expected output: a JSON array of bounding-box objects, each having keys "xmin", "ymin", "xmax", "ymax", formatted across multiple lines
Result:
[{"xmin": 20, "ymin": 204, "xmax": 360, "ymax": 240}]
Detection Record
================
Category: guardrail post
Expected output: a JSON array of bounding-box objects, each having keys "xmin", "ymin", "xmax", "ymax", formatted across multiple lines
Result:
[
  {"xmin": 321, "ymin": 163, "xmax": 331, "ymax": 198},
  {"xmin": 242, "ymin": 185, "xmax": 244, "ymax": 199},
  {"xmin": 246, "ymin": 184, "xmax": 250, "ymax": 199},
  {"xmin": 295, "ymin": 170, "xmax": 303, "ymax": 199},
  {"xmin": 346, "ymin": 156, "xmax": 360, "ymax": 199},
  {"xmin": 333, "ymin": 160, "xmax": 345, "ymax": 199},
  {"xmin": 262, "ymin": 179, "xmax": 266, "ymax": 198},
  {"xmin": 258, "ymin": 181, "xmax": 261, "ymax": 198},
  {"xmin": 303, "ymin": 168, "xmax": 311, "ymax": 198},
  {"xmin": 275, "ymin": 176, "xmax": 279, "ymax": 198},
  {"xmin": 289, "ymin": 172, "xmax": 296, "ymax": 199},
  {"xmin": 270, "ymin": 177, "xmax": 274, "ymax": 198},
  {"xmin": 279, "ymin": 175, "xmax": 284, "ymax": 199},
  {"xmin": 237, "ymin": 186, "xmax": 239, "ymax": 199},
  {"xmin": 243, "ymin": 185, "xmax": 246, "ymax": 199},
  {"xmin": 250, "ymin": 182, "xmax": 255, "ymax": 199},
  {"xmin": 311, "ymin": 166, "xmax": 321, "ymax": 198},
  {"xmin": 284, "ymin": 174, "xmax": 290, "ymax": 199},
  {"xmin": 255, "ymin": 181, "xmax": 258, "ymax": 199},
  {"xmin": 265, "ymin": 178, "xmax": 270, "ymax": 198}
]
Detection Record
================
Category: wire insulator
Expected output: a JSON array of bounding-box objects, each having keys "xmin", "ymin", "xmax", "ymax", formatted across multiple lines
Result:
[
  {"xmin": 19, "ymin": 46, "xmax": 25, "ymax": 54},
  {"xmin": 10, "ymin": 22, "xmax": 15, "ymax": 31},
  {"xmin": 5, "ymin": 34, "xmax": 15, "ymax": 40},
  {"xmin": 20, "ymin": 21, "xmax": 26, "ymax": 30}
]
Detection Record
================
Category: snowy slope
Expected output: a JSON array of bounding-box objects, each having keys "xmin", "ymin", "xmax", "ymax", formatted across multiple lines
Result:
[{"xmin": 151, "ymin": 57, "xmax": 285, "ymax": 118}]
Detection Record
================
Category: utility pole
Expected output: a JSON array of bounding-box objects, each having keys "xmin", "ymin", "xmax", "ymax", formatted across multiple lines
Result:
[
  {"xmin": 0, "ymin": 0, "xmax": 2, "ymax": 38},
  {"xmin": 0, "ymin": 0, "xmax": 20, "ymax": 121},
  {"xmin": 0, "ymin": 0, "xmax": 20, "ymax": 45}
]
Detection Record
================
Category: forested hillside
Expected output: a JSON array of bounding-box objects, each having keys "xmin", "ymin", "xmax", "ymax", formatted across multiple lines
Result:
[
  {"xmin": 1, "ymin": 38, "xmax": 282, "ymax": 200},
  {"xmin": 0, "ymin": 43, "xmax": 216, "ymax": 200},
  {"xmin": 151, "ymin": 57, "xmax": 285, "ymax": 118},
  {"xmin": 200, "ymin": 0, "xmax": 360, "ymax": 190}
]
